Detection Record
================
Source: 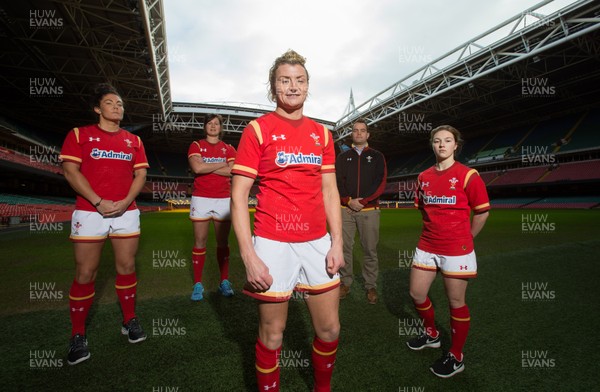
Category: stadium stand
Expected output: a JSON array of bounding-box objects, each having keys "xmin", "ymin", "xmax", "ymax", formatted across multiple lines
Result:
[
  {"xmin": 0, "ymin": 146, "xmax": 62, "ymax": 175},
  {"xmin": 148, "ymin": 151, "xmax": 191, "ymax": 178},
  {"xmin": 490, "ymin": 197, "xmax": 542, "ymax": 209},
  {"xmin": 0, "ymin": 194, "xmax": 73, "ymax": 226},
  {"xmin": 487, "ymin": 166, "xmax": 549, "ymax": 186},
  {"xmin": 467, "ymin": 126, "xmax": 532, "ymax": 164},
  {"xmin": 478, "ymin": 170, "xmax": 500, "ymax": 185},
  {"xmin": 525, "ymin": 196, "xmax": 600, "ymax": 209},
  {"xmin": 491, "ymin": 196, "xmax": 600, "ymax": 210},
  {"xmin": 555, "ymin": 111, "xmax": 600, "ymax": 153},
  {"xmin": 538, "ymin": 159, "xmax": 600, "ymax": 183}
]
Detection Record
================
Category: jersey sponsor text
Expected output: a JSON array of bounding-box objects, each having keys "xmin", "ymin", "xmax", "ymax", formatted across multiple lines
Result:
[{"xmin": 90, "ymin": 148, "xmax": 133, "ymax": 161}]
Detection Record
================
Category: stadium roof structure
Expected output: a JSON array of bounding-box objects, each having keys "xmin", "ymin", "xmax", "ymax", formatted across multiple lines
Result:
[
  {"xmin": 334, "ymin": 0, "xmax": 600, "ymax": 157},
  {"xmin": 0, "ymin": 0, "xmax": 171, "ymax": 138},
  {"xmin": 0, "ymin": 0, "xmax": 598, "ymax": 159},
  {"xmin": 0, "ymin": 0, "xmax": 333, "ymax": 152},
  {"xmin": 142, "ymin": 102, "xmax": 336, "ymax": 152}
]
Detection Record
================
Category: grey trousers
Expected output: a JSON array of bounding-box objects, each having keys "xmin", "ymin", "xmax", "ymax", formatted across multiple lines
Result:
[{"xmin": 340, "ymin": 207, "xmax": 380, "ymax": 289}]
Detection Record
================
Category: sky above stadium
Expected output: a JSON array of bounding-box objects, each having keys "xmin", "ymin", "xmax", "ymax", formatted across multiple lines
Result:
[{"xmin": 163, "ymin": 0, "xmax": 574, "ymax": 122}]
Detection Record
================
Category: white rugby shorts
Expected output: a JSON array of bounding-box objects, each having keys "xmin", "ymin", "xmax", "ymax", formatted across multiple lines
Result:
[
  {"xmin": 70, "ymin": 209, "xmax": 140, "ymax": 242},
  {"xmin": 411, "ymin": 247, "xmax": 477, "ymax": 278},
  {"xmin": 189, "ymin": 196, "xmax": 231, "ymax": 221},
  {"xmin": 243, "ymin": 234, "xmax": 340, "ymax": 302}
]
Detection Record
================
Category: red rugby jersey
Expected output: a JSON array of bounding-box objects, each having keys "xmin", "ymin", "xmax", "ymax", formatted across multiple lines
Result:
[
  {"xmin": 232, "ymin": 112, "xmax": 335, "ymax": 242},
  {"xmin": 59, "ymin": 124, "xmax": 149, "ymax": 212},
  {"xmin": 415, "ymin": 161, "xmax": 490, "ymax": 256},
  {"xmin": 188, "ymin": 139, "xmax": 236, "ymax": 198}
]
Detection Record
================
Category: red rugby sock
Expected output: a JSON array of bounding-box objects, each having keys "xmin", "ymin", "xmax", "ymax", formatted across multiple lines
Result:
[
  {"xmin": 192, "ymin": 247, "xmax": 206, "ymax": 283},
  {"xmin": 449, "ymin": 305, "xmax": 470, "ymax": 361},
  {"xmin": 414, "ymin": 297, "xmax": 439, "ymax": 337},
  {"xmin": 255, "ymin": 338, "xmax": 280, "ymax": 392},
  {"xmin": 115, "ymin": 272, "xmax": 137, "ymax": 324},
  {"xmin": 217, "ymin": 246, "xmax": 229, "ymax": 281},
  {"xmin": 312, "ymin": 336, "xmax": 338, "ymax": 392},
  {"xmin": 69, "ymin": 280, "xmax": 95, "ymax": 336}
]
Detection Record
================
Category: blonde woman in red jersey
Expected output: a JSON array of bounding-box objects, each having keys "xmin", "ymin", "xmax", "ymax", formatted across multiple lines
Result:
[
  {"xmin": 406, "ymin": 125, "xmax": 490, "ymax": 378},
  {"xmin": 188, "ymin": 114, "xmax": 236, "ymax": 300},
  {"xmin": 59, "ymin": 83, "xmax": 149, "ymax": 366},
  {"xmin": 231, "ymin": 50, "xmax": 344, "ymax": 392}
]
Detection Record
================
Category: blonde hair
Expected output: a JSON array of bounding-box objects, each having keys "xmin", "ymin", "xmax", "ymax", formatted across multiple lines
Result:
[{"xmin": 268, "ymin": 49, "xmax": 309, "ymax": 102}]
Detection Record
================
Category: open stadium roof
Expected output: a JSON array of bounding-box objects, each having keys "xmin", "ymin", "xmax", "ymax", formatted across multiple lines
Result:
[
  {"xmin": 0, "ymin": 0, "xmax": 171, "ymax": 135},
  {"xmin": 0, "ymin": 0, "xmax": 599, "ymax": 159},
  {"xmin": 334, "ymin": 0, "xmax": 600, "ymax": 156}
]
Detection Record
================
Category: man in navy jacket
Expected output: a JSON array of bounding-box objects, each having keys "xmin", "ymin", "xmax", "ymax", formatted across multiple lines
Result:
[{"xmin": 335, "ymin": 118, "xmax": 387, "ymax": 304}]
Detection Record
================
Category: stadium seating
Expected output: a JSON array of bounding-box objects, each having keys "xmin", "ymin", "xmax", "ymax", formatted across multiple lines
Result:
[
  {"xmin": 511, "ymin": 113, "xmax": 580, "ymax": 157},
  {"xmin": 538, "ymin": 160, "xmax": 600, "ymax": 183},
  {"xmin": 490, "ymin": 197, "xmax": 542, "ymax": 209},
  {"xmin": 0, "ymin": 194, "xmax": 73, "ymax": 226},
  {"xmin": 487, "ymin": 166, "xmax": 549, "ymax": 186},
  {"xmin": 555, "ymin": 112, "xmax": 600, "ymax": 153},
  {"xmin": 0, "ymin": 193, "xmax": 160, "ymax": 227},
  {"xmin": 525, "ymin": 196, "xmax": 600, "ymax": 209},
  {"xmin": 478, "ymin": 170, "xmax": 500, "ymax": 185},
  {"xmin": 0, "ymin": 146, "xmax": 63, "ymax": 175},
  {"xmin": 148, "ymin": 151, "xmax": 191, "ymax": 177}
]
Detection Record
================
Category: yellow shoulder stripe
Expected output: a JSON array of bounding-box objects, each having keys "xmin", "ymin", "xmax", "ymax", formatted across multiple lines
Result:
[
  {"xmin": 249, "ymin": 120, "xmax": 263, "ymax": 145},
  {"xmin": 464, "ymin": 169, "xmax": 478, "ymax": 189},
  {"xmin": 322, "ymin": 125, "xmax": 329, "ymax": 146}
]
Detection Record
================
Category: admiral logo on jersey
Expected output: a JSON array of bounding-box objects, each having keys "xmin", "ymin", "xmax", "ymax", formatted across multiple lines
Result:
[
  {"xmin": 423, "ymin": 194, "xmax": 457, "ymax": 205},
  {"xmin": 275, "ymin": 151, "xmax": 322, "ymax": 168},
  {"xmin": 203, "ymin": 157, "xmax": 227, "ymax": 163},
  {"xmin": 90, "ymin": 148, "xmax": 133, "ymax": 161}
]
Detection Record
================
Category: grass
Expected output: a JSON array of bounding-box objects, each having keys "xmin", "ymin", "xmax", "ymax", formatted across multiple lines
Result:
[{"xmin": 1, "ymin": 209, "xmax": 599, "ymax": 391}]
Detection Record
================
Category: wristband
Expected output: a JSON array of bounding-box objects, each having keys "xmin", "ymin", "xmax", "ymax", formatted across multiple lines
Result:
[{"xmin": 94, "ymin": 198, "xmax": 102, "ymax": 207}]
